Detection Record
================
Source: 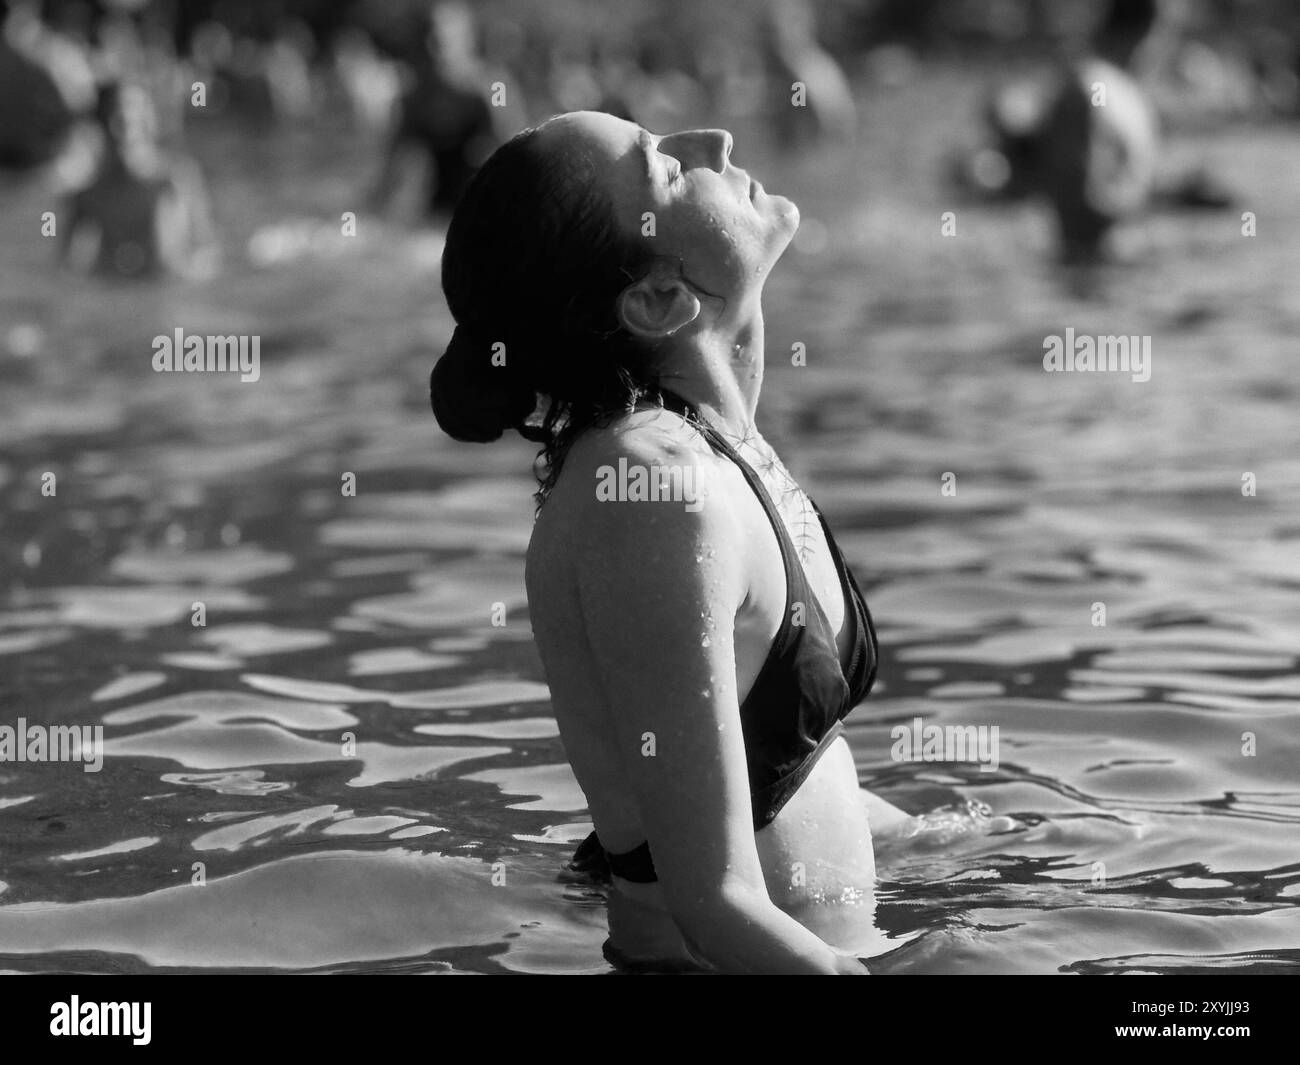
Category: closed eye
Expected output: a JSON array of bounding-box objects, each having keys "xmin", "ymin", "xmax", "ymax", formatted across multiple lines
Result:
[{"xmin": 640, "ymin": 130, "xmax": 684, "ymax": 187}]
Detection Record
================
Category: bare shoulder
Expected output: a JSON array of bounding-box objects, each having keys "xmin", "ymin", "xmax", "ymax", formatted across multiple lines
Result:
[
  {"xmin": 543, "ymin": 408, "xmax": 733, "ymax": 524},
  {"xmin": 567, "ymin": 406, "xmax": 717, "ymax": 479},
  {"xmin": 528, "ymin": 406, "xmax": 746, "ymax": 592}
]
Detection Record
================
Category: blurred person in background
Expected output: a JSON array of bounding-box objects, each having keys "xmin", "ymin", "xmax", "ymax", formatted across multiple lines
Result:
[
  {"xmin": 59, "ymin": 80, "xmax": 218, "ymax": 279},
  {"xmin": 981, "ymin": 0, "xmax": 1239, "ymax": 260},
  {"xmin": 759, "ymin": 0, "xmax": 857, "ymax": 149},
  {"xmin": 1032, "ymin": 0, "xmax": 1162, "ymax": 259},
  {"xmin": 184, "ymin": 10, "xmax": 317, "ymax": 124},
  {"xmin": 367, "ymin": 0, "xmax": 503, "ymax": 218},
  {"xmin": 955, "ymin": 0, "xmax": 1162, "ymax": 261}
]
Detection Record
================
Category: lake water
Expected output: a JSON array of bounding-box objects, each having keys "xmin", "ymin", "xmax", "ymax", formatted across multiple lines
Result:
[{"xmin": 1, "ymin": 67, "xmax": 1298, "ymax": 973}]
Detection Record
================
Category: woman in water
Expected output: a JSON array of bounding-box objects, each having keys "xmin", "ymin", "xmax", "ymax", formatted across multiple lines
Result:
[
  {"xmin": 430, "ymin": 111, "xmax": 909, "ymax": 974},
  {"xmin": 60, "ymin": 82, "xmax": 217, "ymax": 279}
]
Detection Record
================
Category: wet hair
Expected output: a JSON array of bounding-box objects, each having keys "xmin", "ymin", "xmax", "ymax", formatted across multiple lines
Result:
[{"xmin": 431, "ymin": 120, "xmax": 682, "ymax": 506}]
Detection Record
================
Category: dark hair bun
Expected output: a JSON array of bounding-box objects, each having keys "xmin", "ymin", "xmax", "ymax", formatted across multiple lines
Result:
[{"xmin": 430, "ymin": 323, "xmax": 536, "ymax": 443}]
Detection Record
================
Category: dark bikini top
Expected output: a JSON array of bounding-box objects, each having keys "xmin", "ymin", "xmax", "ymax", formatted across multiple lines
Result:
[{"xmin": 571, "ymin": 389, "xmax": 878, "ymax": 884}]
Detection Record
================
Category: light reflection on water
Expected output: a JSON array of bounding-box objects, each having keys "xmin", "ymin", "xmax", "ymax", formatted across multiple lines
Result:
[{"xmin": 1, "ymin": 71, "xmax": 1298, "ymax": 973}]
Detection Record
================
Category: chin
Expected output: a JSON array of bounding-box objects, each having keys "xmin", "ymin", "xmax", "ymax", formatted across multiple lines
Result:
[
  {"xmin": 771, "ymin": 190, "xmax": 799, "ymax": 222},
  {"xmin": 772, "ymin": 194, "xmax": 800, "ymax": 237},
  {"xmin": 768, "ymin": 196, "xmax": 800, "ymax": 255}
]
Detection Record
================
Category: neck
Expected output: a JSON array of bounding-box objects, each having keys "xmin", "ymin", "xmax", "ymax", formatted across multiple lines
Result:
[{"xmin": 655, "ymin": 302, "xmax": 765, "ymax": 439}]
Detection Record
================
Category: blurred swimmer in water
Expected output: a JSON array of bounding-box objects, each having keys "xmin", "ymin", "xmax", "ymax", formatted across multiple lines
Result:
[
  {"xmin": 60, "ymin": 81, "xmax": 218, "ymax": 280},
  {"xmin": 954, "ymin": 0, "xmax": 1234, "ymax": 262},
  {"xmin": 368, "ymin": 0, "xmax": 503, "ymax": 219},
  {"xmin": 758, "ymin": 0, "xmax": 857, "ymax": 149},
  {"xmin": 970, "ymin": 0, "xmax": 1161, "ymax": 260}
]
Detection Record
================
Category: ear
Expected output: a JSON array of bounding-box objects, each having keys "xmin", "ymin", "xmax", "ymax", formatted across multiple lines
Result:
[{"xmin": 616, "ymin": 273, "xmax": 701, "ymax": 340}]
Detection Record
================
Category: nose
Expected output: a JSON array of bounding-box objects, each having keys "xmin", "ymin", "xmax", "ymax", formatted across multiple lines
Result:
[{"xmin": 659, "ymin": 128, "xmax": 734, "ymax": 174}]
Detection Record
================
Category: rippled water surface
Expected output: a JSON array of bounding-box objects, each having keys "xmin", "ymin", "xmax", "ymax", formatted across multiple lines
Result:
[{"xmin": 2, "ymin": 70, "xmax": 1298, "ymax": 973}]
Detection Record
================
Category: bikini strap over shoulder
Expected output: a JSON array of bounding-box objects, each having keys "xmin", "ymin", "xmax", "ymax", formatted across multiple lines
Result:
[
  {"xmin": 656, "ymin": 387, "xmax": 746, "ymax": 467},
  {"xmin": 656, "ymin": 386, "xmax": 804, "ymax": 611}
]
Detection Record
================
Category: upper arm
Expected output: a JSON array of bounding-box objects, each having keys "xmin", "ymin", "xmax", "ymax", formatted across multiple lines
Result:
[{"xmin": 570, "ymin": 430, "xmax": 768, "ymax": 920}]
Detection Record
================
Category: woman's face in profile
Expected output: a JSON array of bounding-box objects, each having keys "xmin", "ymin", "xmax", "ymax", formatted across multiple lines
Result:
[{"xmin": 537, "ymin": 110, "xmax": 800, "ymax": 313}]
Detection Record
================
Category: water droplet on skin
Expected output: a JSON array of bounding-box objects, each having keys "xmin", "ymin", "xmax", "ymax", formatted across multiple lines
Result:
[
  {"xmin": 701, "ymin": 635, "xmax": 711, "ymax": 647},
  {"xmin": 839, "ymin": 886, "xmax": 864, "ymax": 905}
]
